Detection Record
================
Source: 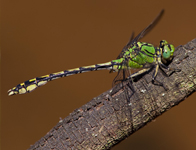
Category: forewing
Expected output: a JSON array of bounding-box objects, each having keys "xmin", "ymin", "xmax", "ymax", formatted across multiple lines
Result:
[
  {"xmin": 116, "ymin": 9, "xmax": 164, "ymax": 60},
  {"xmin": 130, "ymin": 9, "xmax": 164, "ymax": 45},
  {"xmin": 117, "ymin": 32, "xmax": 135, "ymax": 59},
  {"xmin": 112, "ymin": 9, "xmax": 164, "ymax": 86}
]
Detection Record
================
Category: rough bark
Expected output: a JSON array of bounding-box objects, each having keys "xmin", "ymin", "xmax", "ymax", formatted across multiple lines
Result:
[{"xmin": 28, "ymin": 39, "xmax": 196, "ymax": 150}]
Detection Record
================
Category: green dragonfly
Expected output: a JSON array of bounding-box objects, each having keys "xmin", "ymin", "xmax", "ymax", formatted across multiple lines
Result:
[{"xmin": 8, "ymin": 10, "xmax": 178, "ymax": 96}]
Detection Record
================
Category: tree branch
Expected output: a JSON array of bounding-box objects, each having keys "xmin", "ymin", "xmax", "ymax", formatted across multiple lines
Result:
[{"xmin": 28, "ymin": 39, "xmax": 196, "ymax": 150}]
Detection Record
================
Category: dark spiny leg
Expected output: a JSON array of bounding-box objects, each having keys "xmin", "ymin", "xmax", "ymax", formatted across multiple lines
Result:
[
  {"xmin": 152, "ymin": 64, "xmax": 162, "ymax": 85},
  {"xmin": 160, "ymin": 63, "xmax": 181, "ymax": 75},
  {"xmin": 152, "ymin": 64, "xmax": 170, "ymax": 90}
]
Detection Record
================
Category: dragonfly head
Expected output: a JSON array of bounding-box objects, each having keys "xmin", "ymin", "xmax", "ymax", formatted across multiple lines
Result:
[{"xmin": 160, "ymin": 40, "xmax": 175, "ymax": 63}]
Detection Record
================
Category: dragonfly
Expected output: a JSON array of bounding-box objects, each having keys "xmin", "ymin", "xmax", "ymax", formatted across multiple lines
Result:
[{"xmin": 8, "ymin": 10, "xmax": 179, "ymax": 96}]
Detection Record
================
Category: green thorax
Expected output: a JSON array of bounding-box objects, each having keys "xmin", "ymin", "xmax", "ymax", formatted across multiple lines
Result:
[{"xmin": 123, "ymin": 42, "xmax": 156, "ymax": 69}]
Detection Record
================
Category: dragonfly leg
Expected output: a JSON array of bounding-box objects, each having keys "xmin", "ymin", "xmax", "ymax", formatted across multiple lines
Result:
[
  {"xmin": 151, "ymin": 64, "xmax": 165, "ymax": 86},
  {"xmin": 160, "ymin": 63, "xmax": 181, "ymax": 73},
  {"xmin": 152, "ymin": 63, "xmax": 173, "ymax": 90},
  {"xmin": 127, "ymin": 68, "xmax": 151, "ymax": 79},
  {"xmin": 152, "ymin": 64, "xmax": 159, "ymax": 81}
]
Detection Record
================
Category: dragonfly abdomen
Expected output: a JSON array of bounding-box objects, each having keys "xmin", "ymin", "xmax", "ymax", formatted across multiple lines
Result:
[{"xmin": 8, "ymin": 61, "xmax": 122, "ymax": 96}]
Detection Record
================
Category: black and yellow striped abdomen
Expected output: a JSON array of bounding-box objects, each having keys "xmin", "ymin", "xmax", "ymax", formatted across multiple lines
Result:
[{"xmin": 8, "ymin": 60, "xmax": 123, "ymax": 96}]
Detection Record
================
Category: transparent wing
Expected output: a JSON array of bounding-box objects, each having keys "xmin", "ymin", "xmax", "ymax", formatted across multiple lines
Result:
[
  {"xmin": 112, "ymin": 60, "xmax": 131, "ymax": 87},
  {"xmin": 112, "ymin": 9, "xmax": 164, "ymax": 87},
  {"xmin": 116, "ymin": 9, "xmax": 164, "ymax": 60},
  {"xmin": 127, "ymin": 9, "xmax": 164, "ymax": 47},
  {"xmin": 111, "ymin": 10, "xmax": 165, "ymax": 130},
  {"xmin": 116, "ymin": 32, "xmax": 135, "ymax": 59}
]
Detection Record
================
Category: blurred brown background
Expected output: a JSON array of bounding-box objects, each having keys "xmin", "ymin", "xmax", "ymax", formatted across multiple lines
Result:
[{"xmin": 2, "ymin": 0, "xmax": 196, "ymax": 150}]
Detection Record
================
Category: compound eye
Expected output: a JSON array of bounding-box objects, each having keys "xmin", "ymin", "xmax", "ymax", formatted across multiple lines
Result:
[
  {"xmin": 163, "ymin": 45, "xmax": 171, "ymax": 59},
  {"xmin": 170, "ymin": 44, "xmax": 175, "ymax": 57},
  {"xmin": 160, "ymin": 40, "xmax": 168, "ymax": 47}
]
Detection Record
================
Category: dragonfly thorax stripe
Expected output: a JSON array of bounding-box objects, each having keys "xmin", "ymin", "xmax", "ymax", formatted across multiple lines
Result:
[{"xmin": 143, "ymin": 49, "xmax": 155, "ymax": 56}]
